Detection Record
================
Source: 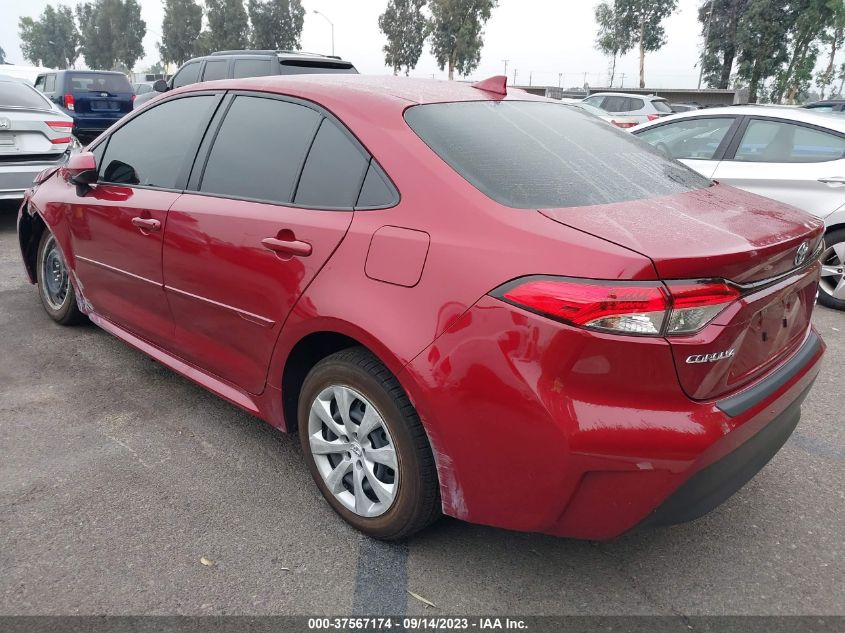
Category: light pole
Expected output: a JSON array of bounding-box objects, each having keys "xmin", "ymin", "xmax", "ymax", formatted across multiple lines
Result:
[
  {"xmin": 313, "ymin": 9, "xmax": 335, "ymax": 57},
  {"xmin": 502, "ymin": 59, "xmax": 509, "ymax": 78}
]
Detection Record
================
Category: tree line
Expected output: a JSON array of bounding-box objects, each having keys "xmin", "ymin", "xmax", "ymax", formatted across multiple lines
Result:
[{"xmin": 594, "ymin": 0, "xmax": 845, "ymax": 103}]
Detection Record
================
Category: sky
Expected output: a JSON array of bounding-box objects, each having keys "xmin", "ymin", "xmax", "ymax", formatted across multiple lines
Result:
[{"xmin": 3, "ymin": 0, "xmax": 710, "ymax": 88}]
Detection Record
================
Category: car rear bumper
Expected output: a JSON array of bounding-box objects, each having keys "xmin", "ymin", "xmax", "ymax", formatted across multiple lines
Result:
[
  {"xmin": 71, "ymin": 112, "xmax": 124, "ymax": 134},
  {"xmin": 0, "ymin": 155, "xmax": 66, "ymax": 200},
  {"xmin": 403, "ymin": 296, "xmax": 825, "ymax": 539}
]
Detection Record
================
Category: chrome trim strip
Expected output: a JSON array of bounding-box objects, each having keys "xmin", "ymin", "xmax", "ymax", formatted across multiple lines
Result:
[
  {"xmin": 165, "ymin": 285, "xmax": 276, "ymax": 328},
  {"xmin": 75, "ymin": 255, "xmax": 161, "ymax": 287}
]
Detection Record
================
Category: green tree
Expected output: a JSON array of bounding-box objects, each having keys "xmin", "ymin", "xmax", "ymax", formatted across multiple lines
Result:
[
  {"xmin": 160, "ymin": 0, "xmax": 203, "ymax": 66},
  {"xmin": 76, "ymin": 0, "xmax": 146, "ymax": 70},
  {"xmin": 379, "ymin": 0, "xmax": 428, "ymax": 76},
  {"xmin": 248, "ymin": 0, "xmax": 304, "ymax": 50},
  {"xmin": 735, "ymin": 0, "xmax": 792, "ymax": 102},
  {"xmin": 815, "ymin": 0, "xmax": 845, "ymax": 99},
  {"xmin": 193, "ymin": 30, "xmax": 214, "ymax": 57},
  {"xmin": 0, "ymin": 46, "xmax": 6, "ymax": 64},
  {"xmin": 698, "ymin": 0, "xmax": 750, "ymax": 89},
  {"xmin": 428, "ymin": 0, "xmax": 497, "ymax": 80},
  {"xmin": 594, "ymin": 0, "xmax": 634, "ymax": 86},
  {"xmin": 206, "ymin": 0, "xmax": 250, "ymax": 51},
  {"xmin": 616, "ymin": 0, "xmax": 679, "ymax": 88},
  {"xmin": 18, "ymin": 4, "xmax": 80, "ymax": 69}
]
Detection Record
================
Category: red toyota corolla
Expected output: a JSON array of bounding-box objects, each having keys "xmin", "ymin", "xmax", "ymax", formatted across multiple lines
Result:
[{"xmin": 18, "ymin": 75, "xmax": 825, "ymax": 540}]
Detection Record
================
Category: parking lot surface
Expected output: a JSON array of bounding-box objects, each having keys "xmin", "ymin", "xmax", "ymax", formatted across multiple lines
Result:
[{"xmin": 1, "ymin": 203, "xmax": 842, "ymax": 616}]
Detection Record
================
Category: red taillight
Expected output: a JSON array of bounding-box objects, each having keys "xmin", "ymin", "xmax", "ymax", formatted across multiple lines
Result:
[
  {"xmin": 493, "ymin": 277, "xmax": 740, "ymax": 336},
  {"xmin": 63, "ymin": 94, "xmax": 75, "ymax": 110},
  {"xmin": 47, "ymin": 121, "xmax": 73, "ymax": 144},
  {"xmin": 647, "ymin": 114, "xmax": 660, "ymax": 121},
  {"xmin": 612, "ymin": 120, "xmax": 638, "ymax": 129}
]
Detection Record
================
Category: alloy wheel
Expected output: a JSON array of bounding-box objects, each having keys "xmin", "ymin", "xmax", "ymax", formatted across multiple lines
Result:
[
  {"xmin": 308, "ymin": 385, "xmax": 399, "ymax": 518},
  {"xmin": 820, "ymin": 242, "xmax": 845, "ymax": 301}
]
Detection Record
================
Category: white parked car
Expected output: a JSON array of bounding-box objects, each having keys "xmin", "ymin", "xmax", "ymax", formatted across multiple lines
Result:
[
  {"xmin": 0, "ymin": 75, "xmax": 76, "ymax": 202},
  {"xmin": 632, "ymin": 105, "xmax": 845, "ymax": 309},
  {"xmin": 582, "ymin": 92, "xmax": 674, "ymax": 123},
  {"xmin": 570, "ymin": 101, "xmax": 640, "ymax": 129}
]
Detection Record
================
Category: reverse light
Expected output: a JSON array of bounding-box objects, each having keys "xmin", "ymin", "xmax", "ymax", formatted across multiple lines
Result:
[
  {"xmin": 492, "ymin": 276, "xmax": 740, "ymax": 337},
  {"xmin": 63, "ymin": 94, "xmax": 75, "ymax": 110}
]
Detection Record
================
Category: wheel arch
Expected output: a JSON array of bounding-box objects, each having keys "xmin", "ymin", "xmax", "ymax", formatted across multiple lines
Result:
[{"xmin": 18, "ymin": 204, "xmax": 48, "ymax": 285}]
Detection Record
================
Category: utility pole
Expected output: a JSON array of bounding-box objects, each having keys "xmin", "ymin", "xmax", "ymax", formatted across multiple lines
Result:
[
  {"xmin": 313, "ymin": 10, "xmax": 335, "ymax": 57},
  {"xmin": 502, "ymin": 59, "xmax": 509, "ymax": 78},
  {"xmin": 558, "ymin": 72, "xmax": 562, "ymax": 88},
  {"xmin": 619, "ymin": 72, "xmax": 625, "ymax": 88},
  {"xmin": 529, "ymin": 71, "xmax": 532, "ymax": 86},
  {"xmin": 698, "ymin": 0, "xmax": 715, "ymax": 90},
  {"xmin": 513, "ymin": 69, "xmax": 518, "ymax": 85}
]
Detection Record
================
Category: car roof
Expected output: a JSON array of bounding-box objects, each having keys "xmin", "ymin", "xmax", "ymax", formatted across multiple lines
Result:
[
  {"xmin": 173, "ymin": 74, "xmax": 550, "ymax": 110},
  {"xmin": 632, "ymin": 104, "xmax": 845, "ymax": 133},
  {"xmin": 587, "ymin": 92, "xmax": 668, "ymax": 100}
]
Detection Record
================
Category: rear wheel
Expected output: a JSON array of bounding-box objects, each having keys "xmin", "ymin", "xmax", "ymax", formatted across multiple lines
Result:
[
  {"xmin": 819, "ymin": 228, "xmax": 845, "ymax": 310},
  {"xmin": 299, "ymin": 347, "xmax": 440, "ymax": 540},
  {"xmin": 36, "ymin": 231, "xmax": 85, "ymax": 325}
]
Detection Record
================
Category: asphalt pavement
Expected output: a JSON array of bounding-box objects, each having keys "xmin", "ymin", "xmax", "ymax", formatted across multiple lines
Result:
[{"xmin": 1, "ymin": 202, "xmax": 842, "ymax": 616}]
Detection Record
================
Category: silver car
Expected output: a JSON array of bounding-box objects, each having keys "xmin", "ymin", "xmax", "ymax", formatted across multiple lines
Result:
[
  {"xmin": 582, "ymin": 91, "xmax": 674, "ymax": 123},
  {"xmin": 0, "ymin": 75, "xmax": 75, "ymax": 202},
  {"xmin": 632, "ymin": 105, "xmax": 845, "ymax": 309}
]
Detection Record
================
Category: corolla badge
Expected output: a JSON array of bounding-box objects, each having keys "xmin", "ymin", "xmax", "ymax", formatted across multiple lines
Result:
[
  {"xmin": 794, "ymin": 241, "xmax": 810, "ymax": 266},
  {"xmin": 686, "ymin": 349, "xmax": 735, "ymax": 364}
]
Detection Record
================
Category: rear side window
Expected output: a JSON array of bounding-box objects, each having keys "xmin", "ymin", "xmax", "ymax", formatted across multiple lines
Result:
[
  {"xmin": 294, "ymin": 119, "xmax": 369, "ymax": 208},
  {"xmin": 200, "ymin": 96, "xmax": 320, "ymax": 203},
  {"xmin": 636, "ymin": 117, "xmax": 735, "ymax": 160},
  {"xmin": 601, "ymin": 96, "xmax": 630, "ymax": 112},
  {"xmin": 233, "ymin": 59, "xmax": 274, "ymax": 78},
  {"xmin": 735, "ymin": 119, "xmax": 845, "ymax": 163},
  {"xmin": 357, "ymin": 164, "xmax": 398, "ymax": 208},
  {"xmin": 628, "ymin": 97, "xmax": 645, "ymax": 110},
  {"xmin": 202, "ymin": 60, "xmax": 227, "ymax": 81},
  {"xmin": 0, "ymin": 81, "xmax": 51, "ymax": 109},
  {"xmin": 99, "ymin": 95, "xmax": 217, "ymax": 188},
  {"xmin": 66, "ymin": 72, "xmax": 131, "ymax": 93},
  {"xmin": 651, "ymin": 99, "xmax": 672, "ymax": 113},
  {"xmin": 172, "ymin": 62, "xmax": 201, "ymax": 88},
  {"xmin": 405, "ymin": 101, "xmax": 711, "ymax": 209},
  {"xmin": 45, "ymin": 75, "xmax": 56, "ymax": 92}
]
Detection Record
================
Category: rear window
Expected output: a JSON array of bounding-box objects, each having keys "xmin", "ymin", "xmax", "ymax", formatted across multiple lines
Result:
[
  {"xmin": 404, "ymin": 101, "xmax": 711, "ymax": 209},
  {"xmin": 651, "ymin": 99, "xmax": 673, "ymax": 113},
  {"xmin": 66, "ymin": 72, "xmax": 131, "ymax": 93},
  {"xmin": 0, "ymin": 81, "xmax": 51, "ymax": 109}
]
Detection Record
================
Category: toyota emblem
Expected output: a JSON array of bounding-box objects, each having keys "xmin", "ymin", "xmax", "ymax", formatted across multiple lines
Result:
[{"xmin": 794, "ymin": 241, "xmax": 810, "ymax": 266}]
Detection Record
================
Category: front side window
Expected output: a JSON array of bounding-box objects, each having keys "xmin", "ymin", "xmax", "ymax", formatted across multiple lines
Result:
[
  {"xmin": 172, "ymin": 62, "xmax": 201, "ymax": 89},
  {"xmin": 294, "ymin": 119, "xmax": 369, "ymax": 208},
  {"xmin": 199, "ymin": 96, "xmax": 320, "ymax": 203},
  {"xmin": 99, "ymin": 95, "xmax": 217, "ymax": 188},
  {"xmin": 734, "ymin": 119, "xmax": 845, "ymax": 163},
  {"xmin": 582, "ymin": 96, "xmax": 604, "ymax": 108},
  {"xmin": 636, "ymin": 117, "xmax": 735, "ymax": 160},
  {"xmin": 405, "ymin": 101, "xmax": 711, "ymax": 209},
  {"xmin": 34, "ymin": 76, "xmax": 45, "ymax": 91},
  {"xmin": 202, "ymin": 60, "xmax": 227, "ymax": 81}
]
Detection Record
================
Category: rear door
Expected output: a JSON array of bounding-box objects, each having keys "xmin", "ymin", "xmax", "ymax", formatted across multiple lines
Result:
[
  {"xmin": 65, "ymin": 93, "xmax": 222, "ymax": 346},
  {"xmin": 163, "ymin": 93, "xmax": 364, "ymax": 393},
  {"xmin": 711, "ymin": 116, "xmax": 845, "ymax": 217}
]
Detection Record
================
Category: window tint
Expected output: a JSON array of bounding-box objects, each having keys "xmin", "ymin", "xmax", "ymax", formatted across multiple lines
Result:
[
  {"xmin": 99, "ymin": 95, "xmax": 217, "ymax": 188},
  {"xmin": 0, "ymin": 81, "xmax": 51, "ymax": 109},
  {"xmin": 44, "ymin": 74, "xmax": 55, "ymax": 93},
  {"xmin": 601, "ymin": 96, "xmax": 630, "ymax": 112},
  {"xmin": 34, "ymin": 76, "xmax": 45, "ymax": 91},
  {"xmin": 66, "ymin": 72, "xmax": 131, "ymax": 93},
  {"xmin": 582, "ymin": 96, "xmax": 604, "ymax": 108},
  {"xmin": 233, "ymin": 58, "xmax": 274, "ymax": 78},
  {"xmin": 651, "ymin": 99, "xmax": 672, "ymax": 113},
  {"xmin": 734, "ymin": 120, "xmax": 845, "ymax": 162},
  {"xmin": 294, "ymin": 119, "xmax": 369, "ymax": 208},
  {"xmin": 628, "ymin": 97, "xmax": 645, "ymax": 110},
  {"xmin": 172, "ymin": 62, "xmax": 201, "ymax": 88},
  {"xmin": 202, "ymin": 60, "xmax": 227, "ymax": 81},
  {"xmin": 356, "ymin": 163, "xmax": 398, "ymax": 208},
  {"xmin": 405, "ymin": 101, "xmax": 711, "ymax": 209},
  {"xmin": 636, "ymin": 117, "xmax": 735, "ymax": 160},
  {"xmin": 200, "ymin": 96, "xmax": 320, "ymax": 203}
]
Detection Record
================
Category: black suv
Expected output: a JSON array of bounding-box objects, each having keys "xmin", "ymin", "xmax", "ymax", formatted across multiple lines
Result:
[{"xmin": 134, "ymin": 50, "xmax": 358, "ymax": 109}]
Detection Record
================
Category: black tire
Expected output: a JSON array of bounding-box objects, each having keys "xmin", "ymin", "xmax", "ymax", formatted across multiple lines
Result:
[
  {"xmin": 298, "ymin": 347, "xmax": 441, "ymax": 540},
  {"xmin": 818, "ymin": 228, "xmax": 845, "ymax": 311},
  {"xmin": 36, "ymin": 230, "xmax": 86, "ymax": 325}
]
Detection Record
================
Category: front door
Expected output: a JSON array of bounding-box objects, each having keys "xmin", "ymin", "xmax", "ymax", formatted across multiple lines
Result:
[
  {"xmin": 65, "ymin": 93, "xmax": 222, "ymax": 345},
  {"xmin": 163, "ymin": 94, "xmax": 371, "ymax": 393}
]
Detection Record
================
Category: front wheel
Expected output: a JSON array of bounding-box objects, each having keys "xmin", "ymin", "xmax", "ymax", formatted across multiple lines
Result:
[
  {"xmin": 819, "ymin": 228, "xmax": 845, "ymax": 310},
  {"xmin": 36, "ymin": 231, "xmax": 85, "ymax": 325},
  {"xmin": 299, "ymin": 347, "xmax": 441, "ymax": 540}
]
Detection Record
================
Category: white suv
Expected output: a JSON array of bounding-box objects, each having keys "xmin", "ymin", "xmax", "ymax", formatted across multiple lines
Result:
[{"xmin": 582, "ymin": 92, "xmax": 673, "ymax": 123}]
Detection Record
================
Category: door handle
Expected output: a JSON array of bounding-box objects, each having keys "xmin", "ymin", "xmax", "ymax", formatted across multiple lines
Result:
[
  {"xmin": 262, "ymin": 236, "xmax": 312, "ymax": 257},
  {"xmin": 818, "ymin": 176, "xmax": 845, "ymax": 186},
  {"xmin": 131, "ymin": 217, "xmax": 161, "ymax": 232}
]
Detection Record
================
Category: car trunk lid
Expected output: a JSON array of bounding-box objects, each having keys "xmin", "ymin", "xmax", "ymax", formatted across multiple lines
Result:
[{"xmin": 539, "ymin": 184, "xmax": 825, "ymax": 400}]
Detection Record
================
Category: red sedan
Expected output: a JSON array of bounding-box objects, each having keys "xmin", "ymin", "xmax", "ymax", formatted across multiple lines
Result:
[{"xmin": 17, "ymin": 75, "xmax": 825, "ymax": 540}]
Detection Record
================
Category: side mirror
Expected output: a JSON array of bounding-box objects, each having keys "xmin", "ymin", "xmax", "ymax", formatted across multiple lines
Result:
[
  {"xmin": 152, "ymin": 79, "xmax": 168, "ymax": 93},
  {"xmin": 64, "ymin": 151, "xmax": 98, "ymax": 185}
]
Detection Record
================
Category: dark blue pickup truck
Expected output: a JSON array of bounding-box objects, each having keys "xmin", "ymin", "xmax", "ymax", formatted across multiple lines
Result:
[{"xmin": 34, "ymin": 70, "xmax": 133, "ymax": 140}]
